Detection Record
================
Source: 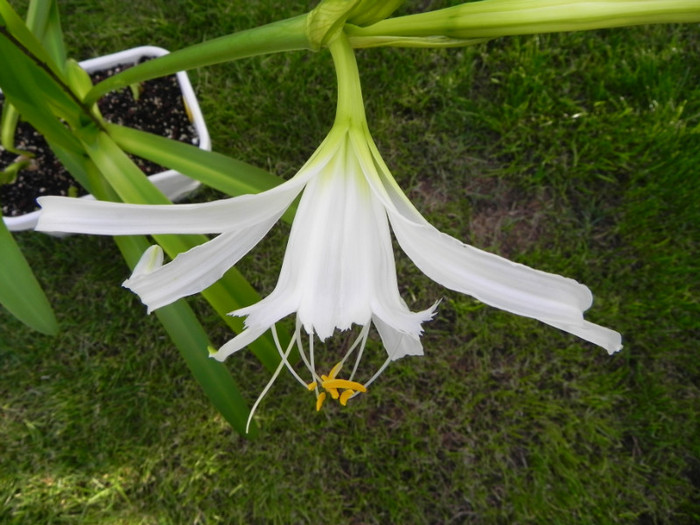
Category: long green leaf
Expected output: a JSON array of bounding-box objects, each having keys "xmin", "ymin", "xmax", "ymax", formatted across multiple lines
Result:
[
  {"xmin": 78, "ymin": 127, "xmax": 281, "ymax": 371},
  {"xmin": 25, "ymin": 0, "xmax": 67, "ymax": 71},
  {"xmin": 0, "ymin": 3, "xmax": 81, "ymax": 126},
  {"xmin": 0, "ymin": 0, "xmax": 63, "ymax": 76},
  {"xmin": 85, "ymin": 14, "xmax": 310, "ymax": 106},
  {"xmin": 106, "ymin": 124, "xmax": 294, "ymax": 220},
  {"xmin": 51, "ymin": 144, "xmax": 260, "ymax": 436},
  {"xmin": 0, "ymin": 216, "xmax": 57, "ymax": 334},
  {"xmin": 113, "ymin": 233, "xmax": 258, "ymax": 437},
  {"xmin": 0, "ymin": 29, "xmax": 88, "ymax": 156},
  {"xmin": 0, "ymin": 47, "xmax": 83, "ymax": 154},
  {"xmin": 1, "ymin": 0, "xmax": 69, "ymax": 152}
]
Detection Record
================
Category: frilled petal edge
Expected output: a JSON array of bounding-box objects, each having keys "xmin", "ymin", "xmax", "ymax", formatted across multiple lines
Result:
[{"xmin": 373, "ymin": 314, "xmax": 425, "ymax": 361}]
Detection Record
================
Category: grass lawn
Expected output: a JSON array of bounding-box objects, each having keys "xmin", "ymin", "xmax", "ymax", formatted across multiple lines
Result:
[{"xmin": 1, "ymin": 1, "xmax": 699, "ymax": 523}]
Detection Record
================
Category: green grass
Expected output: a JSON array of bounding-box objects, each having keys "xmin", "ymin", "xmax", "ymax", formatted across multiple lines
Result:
[{"xmin": 1, "ymin": 1, "xmax": 699, "ymax": 523}]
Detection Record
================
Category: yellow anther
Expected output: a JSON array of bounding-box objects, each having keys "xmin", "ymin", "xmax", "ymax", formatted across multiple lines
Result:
[
  {"xmin": 339, "ymin": 389, "xmax": 354, "ymax": 406},
  {"xmin": 328, "ymin": 361, "xmax": 343, "ymax": 379},
  {"xmin": 321, "ymin": 379, "xmax": 367, "ymax": 393},
  {"xmin": 316, "ymin": 392, "xmax": 327, "ymax": 411},
  {"xmin": 310, "ymin": 363, "xmax": 368, "ymax": 412}
]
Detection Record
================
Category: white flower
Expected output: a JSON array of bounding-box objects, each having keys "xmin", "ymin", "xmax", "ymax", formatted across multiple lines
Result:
[
  {"xmin": 36, "ymin": 115, "xmax": 621, "ymax": 399},
  {"xmin": 36, "ymin": 35, "xmax": 621, "ymax": 427}
]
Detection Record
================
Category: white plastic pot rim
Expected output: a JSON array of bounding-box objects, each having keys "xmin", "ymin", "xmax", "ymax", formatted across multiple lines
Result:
[{"xmin": 2, "ymin": 46, "xmax": 210, "ymax": 233}]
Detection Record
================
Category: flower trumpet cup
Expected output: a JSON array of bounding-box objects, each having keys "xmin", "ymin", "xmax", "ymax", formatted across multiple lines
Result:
[{"xmin": 36, "ymin": 35, "xmax": 621, "ymax": 424}]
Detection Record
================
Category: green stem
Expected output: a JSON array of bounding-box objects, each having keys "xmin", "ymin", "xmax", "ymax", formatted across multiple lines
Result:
[
  {"xmin": 86, "ymin": 14, "xmax": 311, "ymax": 106},
  {"xmin": 328, "ymin": 33, "xmax": 366, "ymax": 126},
  {"xmin": 345, "ymin": 0, "xmax": 700, "ymax": 43}
]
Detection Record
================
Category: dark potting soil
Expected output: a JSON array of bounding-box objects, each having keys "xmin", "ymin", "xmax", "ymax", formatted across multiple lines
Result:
[{"xmin": 0, "ymin": 58, "xmax": 199, "ymax": 217}]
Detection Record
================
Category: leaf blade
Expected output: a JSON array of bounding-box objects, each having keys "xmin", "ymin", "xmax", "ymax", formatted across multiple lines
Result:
[
  {"xmin": 113, "ymin": 233, "xmax": 258, "ymax": 437},
  {"xmin": 0, "ymin": 216, "xmax": 58, "ymax": 334}
]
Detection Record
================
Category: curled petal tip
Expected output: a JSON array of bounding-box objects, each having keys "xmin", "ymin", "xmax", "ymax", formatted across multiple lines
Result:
[
  {"xmin": 130, "ymin": 245, "xmax": 164, "ymax": 278},
  {"xmin": 209, "ymin": 351, "xmax": 227, "ymax": 362}
]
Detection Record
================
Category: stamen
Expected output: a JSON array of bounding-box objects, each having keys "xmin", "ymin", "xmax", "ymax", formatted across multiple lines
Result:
[
  {"xmin": 339, "ymin": 389, "xmax": 354, "ymax": 406},
  {"xmin": 316, "ymin": 392, "xmax": 327, "ymax": 411},
  {"xmin": 362, "ymin": 356, "xmax": 392, "ymax": 389},
  {"xmin": 245, "ymin": 331, "xmax": 296, "ymax": 434},
  {"xmin": 322, "ymin": 378, "xmax": 367, "ymax": 393},
  {"xmin": 309, "ymin": 331, "xmax": 316, "ymax": 382},
  {"xmin": 294, "ymin": 322, "xmax": 322, "ymax": 383},
  {"xmin": 328, "ymin": 361, "xmax": 343, "ymax": 380},
  {"xmin": 271, "ymin": 324, "xmax": 307, "ymax": 388},
  {"xmin": 328, "ymin": 387, "xmax": 340, "ymax": 400},
  {"xmin": 348, "ymin": 324, "xmax": 370, "ymax": 382},
  {"xmin": 303, "ymin": 327, "xmax": 374, "ymax": 413}
]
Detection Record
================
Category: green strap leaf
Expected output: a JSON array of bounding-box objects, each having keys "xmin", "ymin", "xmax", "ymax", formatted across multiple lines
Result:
[
  {"xmin": 0, "ymin": 2, "xmax": 81, "ymax": 126},
  {"xmin": 52, "ymin": 146, "xmax": 262, "ymax": 436},
  {"xmin": 78, "ymin": 128, "xmax": 282, "ymax": 371},
  {"xmin": 0, "ymin": 0, "xmax": 63, "ymax": 74},
  {"xmin": 0, "ymin": 25, "xmax": 91, "ymax": 155},
  {"xmin": 114, "ymin": 233, "xmax": 258, "ymax": 437},
  {"xmin": 86, "ymin": 14, "xmax": 311, "ymax": 106},
  {"xmin": 105, "ymin": 123, "xmax": 294, "ymax": 221},
  {"xmin": 25, "ymin": 0, "xmax": 67, "ymax": 72},
  {"xmin": 0, "ymin": 217, "xmax": 58, "ymax": 334}
]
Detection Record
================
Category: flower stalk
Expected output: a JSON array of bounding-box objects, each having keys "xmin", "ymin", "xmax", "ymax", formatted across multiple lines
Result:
[{"xmin": 346, "ymin": 0, "xmax": 700, "ymax": 48}]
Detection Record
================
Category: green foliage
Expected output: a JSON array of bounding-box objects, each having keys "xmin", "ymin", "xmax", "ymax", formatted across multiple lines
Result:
[
  {"xmin": 0, "ymin": 217, "xmax": 57, "ymax": 334},
  {"xmin": 1, "ymin": 0, "xmax": 287, "ymax": 429},
  {"xmin": 0, "ymin": 1, "xmax": 698, "ymax": 523}
]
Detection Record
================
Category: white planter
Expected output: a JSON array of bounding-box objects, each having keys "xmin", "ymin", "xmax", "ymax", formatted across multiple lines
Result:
[{"xmin": 2, "ymin": 46, "xmax": 210, "ymax": 232}]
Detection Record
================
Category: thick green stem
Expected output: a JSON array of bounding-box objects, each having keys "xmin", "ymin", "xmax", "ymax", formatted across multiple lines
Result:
[
  {"xmin": 345, "ymin": 0, "xmax": 700, "ymax": 44},
  {"xmin": 328, "ymin": 33, "xmax": 366, "ymax": 126}
]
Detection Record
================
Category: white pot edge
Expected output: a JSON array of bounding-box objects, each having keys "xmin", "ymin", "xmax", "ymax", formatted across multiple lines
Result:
[{"xmin": 3, "ymin": 46, "xmax": 210, "ymax": 233}]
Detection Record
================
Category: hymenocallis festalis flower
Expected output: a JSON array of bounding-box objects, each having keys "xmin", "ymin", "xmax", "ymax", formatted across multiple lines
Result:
[{"xmin": 37, "ymin": 33, "xmax": 621, "ymax": 430}]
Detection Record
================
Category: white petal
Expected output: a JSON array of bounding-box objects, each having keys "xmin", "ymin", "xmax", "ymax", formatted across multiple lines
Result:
[
  {"xmin": 373, "ymin": 314, "xmax": 424, "ymax": 360},
  {"xmin": 256, "ymin": 136, "xmax": 379, "ymax": 340},
  {"xmin": 392, "ymin": 219, "xmax": 592, "ymax": 322},
  {"xmin": 211, "ymin": 325, "xmax": 270, "ymax": 362},
  {"xmin": 124, "ymin": 210, "xmax": 280, "ymax": 312},
  {"xmin": 35, "ymin": 166, "xmax": 312, "ymax": 235},
  {"xmin": 230, "ymin": 277, "xmax": 300, "ymax": 334},
  {"xmin": 131, "ymin": 245, "xmax": 164, "ymax": 277},
  {"xmin": 548, "ymin": 319, "xmax": 623, "ymax": 354},
  {"xmin": 358, "ymin": 141, "xmax": 588, "ymax": 319},
  {"xmin": 353, "ymin": 133, "xmax": 622, "ymax": 352}
]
